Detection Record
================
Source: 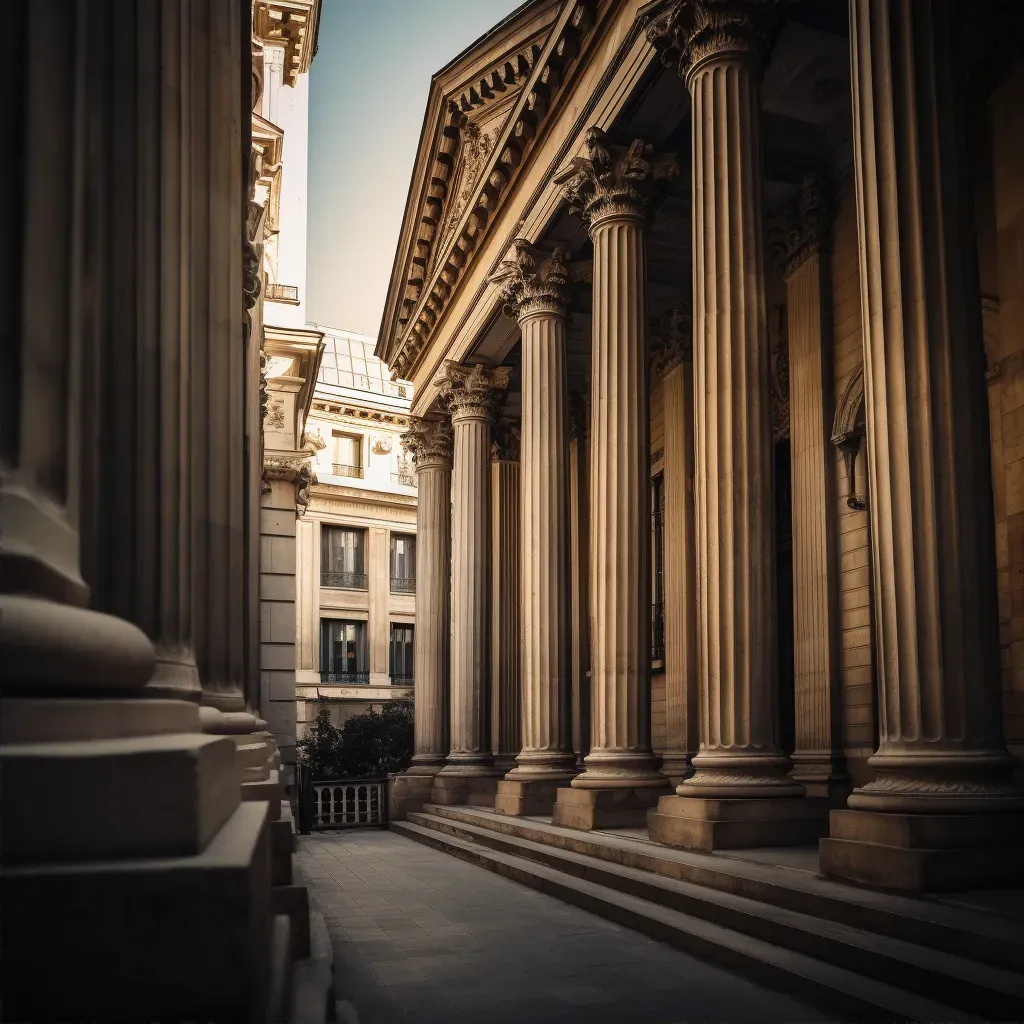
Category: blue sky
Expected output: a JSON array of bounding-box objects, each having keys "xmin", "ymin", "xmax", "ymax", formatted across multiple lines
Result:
[{"xmin": 307, "ymin": 0, "xmax": 521, "ymax": 339}]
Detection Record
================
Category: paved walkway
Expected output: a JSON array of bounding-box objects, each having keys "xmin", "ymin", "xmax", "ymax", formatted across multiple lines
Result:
[{"xmin": 296, "ymin": 830, "xmax": 834, "ymax": 1024}]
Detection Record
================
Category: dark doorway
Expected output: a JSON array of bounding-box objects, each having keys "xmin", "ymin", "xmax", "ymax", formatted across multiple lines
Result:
[{"xmin": 774, "ymin": 440, "xmax": 796, "ymax": 757}]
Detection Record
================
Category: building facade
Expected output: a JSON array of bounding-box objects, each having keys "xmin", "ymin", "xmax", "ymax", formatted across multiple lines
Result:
[
  {"xmin": 380, "ymin": 0, "xmax": 1024, "ymax": 892},
  {"xmin": 295, "ymin": 329, "xmax": 418, "ymax": 735}
]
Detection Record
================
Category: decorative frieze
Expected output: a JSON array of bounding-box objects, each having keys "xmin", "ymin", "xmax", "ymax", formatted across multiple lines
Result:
[
  {"xmin": 555, "ymin": 127, "xmax": 680, "ymax": 226},
  {"xmin": 491, "ymin": 239, "xmax": 572, "ymax": 320}
]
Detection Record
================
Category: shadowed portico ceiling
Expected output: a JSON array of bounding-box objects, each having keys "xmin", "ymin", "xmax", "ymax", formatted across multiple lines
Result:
[{"xmin": 376, "ymin": 0, "xmax": 602, "ymax": 382}]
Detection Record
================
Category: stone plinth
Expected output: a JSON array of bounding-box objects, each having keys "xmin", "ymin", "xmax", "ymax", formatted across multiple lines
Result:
[
  {"xmin": 430, "ymin": 774, "xmax": 500, "ymax": 807},
  {"xmin": 495, "ymin": 779, "xmax": 567, "ymax": 817},
  {"xmin": 648, "ymin": 794, "xmax": 829, "ymax": 852},
  {"xmin": 820, "ymin": 809, "xmax": 1024, "ymax": 892},
  {"xmin": 388, "ymin": 773, "xmax": 437, "ymax": 820},
  {"xmin": 551, "ymin": 786, "xmax": 664, "ymax": 830}
]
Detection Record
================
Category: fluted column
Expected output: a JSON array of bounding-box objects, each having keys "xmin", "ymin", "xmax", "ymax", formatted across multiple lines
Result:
[
  {"xmin": 400, "ymin": 419, "xmax": 453, "ymax": 774},
  {"xmin": 569, "ymin": 393, "xmax": 592, "ymax": 769},
  {"xmin": 549, "ymin": 130, "xmax": 678, "ymax": 829},
  {"xmin": 433, "ymin": 363, "xmax": 510, "ymax": 801},
  {"xmin": 490, "ymin": 424, "xmax": 522, "ymax": 772},
  {"xmin": 78, "ymin": 0, "xmax": 201, "ymax": 702},
  {"xmin": 769, "ymin": 175, "xmax": 847, "ymax": 800},
  {"xmin": 652, "ymin": 308, "xmax": 699, "ymax": 784},
  {"xmin": 842, "ymin": 2, "xmax": 1019, "ymax": 815}
]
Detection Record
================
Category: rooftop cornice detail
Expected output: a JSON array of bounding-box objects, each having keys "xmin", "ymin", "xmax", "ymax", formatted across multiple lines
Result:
[
  {"xmin": 309, "ymin": 399, "xmax": 410, "ymax": 428},
  {"xmin": 253, "ymin": 1, "xmax": 321, "ymax": 86},
  {"xmin": 387, "ymin": 0, "xmax": 599, "ymax": 382}
]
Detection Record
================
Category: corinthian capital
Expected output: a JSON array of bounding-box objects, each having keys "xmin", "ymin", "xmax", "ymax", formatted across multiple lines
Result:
[
  {"xmin": 401, "ymin": 417, "xmax": 453, "ymax": 469},
  {"xmin": 434, "ymin": 362, "xmax": 511, "ymax": 421},
  {"xmin": 553, "ymin": 127, "xmax": 679, "ymax": 228},
  {"xmin": 490, "ymin": 240, "xmax": 571, "ymax": 321},
  {"xmin": 767, "ymin": 171, "xmax": 829, "ymax": 278},
  {"xmin": 490, "ymin": 422, "xmax": 521, "ymax": 462},
  {"xmin": 646, "ymin": 0, "xmax": 788, "ymax": 83},
  {"xmin": 651, "ymin": 302, "xmax": 693, "ymax": 378}
]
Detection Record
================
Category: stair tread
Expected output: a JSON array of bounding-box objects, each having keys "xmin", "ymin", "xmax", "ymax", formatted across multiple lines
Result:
[
  {"xmin": 422, "ymin": 803, "xmax": 1024, "ymax": 952},
  {"xmin": 406, "ymin": 811, "xmax": 1024, "ymax": 1001},
  {"xmin": 394, "ymin": 819, "xmax": 983, "ymax": 1024}
]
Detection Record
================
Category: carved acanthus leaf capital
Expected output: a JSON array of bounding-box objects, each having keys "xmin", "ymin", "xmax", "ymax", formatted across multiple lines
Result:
[
  {"xmin": 768, "ymin": 171, "xmax": 829, "ymax": 278},
  {"xmin": 646, "ymin": 0, "xmax": 788, "ymax": 83},
  {"xmin": 434, "ymin": 361, "xmax": 511, "ymax": 421},
  {"xmin": 489, "ymin": 240, "xmax": 571, "ymax": 321},
  {"xmin": 652, "ymin": 303, "xmax": 693, "ymax": 378},
  {"xmin": 400, "ymin": 418, "xmax": 453, "ymax": 468},
  {"xmin": 490, "ymin": 422, "xmax": 521, "ymax": 462},
  {"xmin": 553, "ymin": 127, "xmax": 680, "ymax": 228}
]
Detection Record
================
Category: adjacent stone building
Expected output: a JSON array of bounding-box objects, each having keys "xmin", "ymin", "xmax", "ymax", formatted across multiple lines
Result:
[
  {"xmin": 380, "ymin": 0, "xmax": 1024, "ymax": 891},
  {"xmin": 295, "ymin": 327, "xmax": 418, "ymax": 736}
]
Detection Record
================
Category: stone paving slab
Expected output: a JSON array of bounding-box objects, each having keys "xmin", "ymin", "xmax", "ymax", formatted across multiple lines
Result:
[{"xmin": 296, "ymin": 829, "xmax": 836, "ymax": 1024}]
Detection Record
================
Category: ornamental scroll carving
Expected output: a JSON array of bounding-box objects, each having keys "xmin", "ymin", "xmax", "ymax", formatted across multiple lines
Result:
[
  {"xmin": 489, "ymin": 240, "xmax": 571, "ymax": 321},
  {"xmin": 553, "ymin": 127, "xmax": 680, "ymax": 226},
  {"xmin": 434, "ymin": 362, "xmax": 511, "ymax": 420},
  {"xmin": 646, "ymin": 0, "xmax": 788, "ymax": 82},
  {"xmin": 832, "ymin": 365, "xmax": 867, "ymax": 511},
  {"xmin": 400, "ymin": 418, "xmax": 453, "ymax": 468}
]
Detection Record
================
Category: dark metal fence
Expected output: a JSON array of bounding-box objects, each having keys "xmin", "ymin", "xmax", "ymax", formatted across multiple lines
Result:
[{"xmin": 296, "ymin": 765, "xmax": 388, "ymax": 834}]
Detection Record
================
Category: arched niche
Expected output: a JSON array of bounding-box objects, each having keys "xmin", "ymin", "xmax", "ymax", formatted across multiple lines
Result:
[{"xmin": 832, "ymin": 364, "xmax": 867, "ymax": 511}]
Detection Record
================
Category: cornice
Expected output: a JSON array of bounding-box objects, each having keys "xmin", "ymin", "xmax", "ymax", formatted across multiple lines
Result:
[
  {"xmin": 253, "ymin": 1, "xmax": 321, "ymax": 86},
  {"xmin": 309, "ymin": 399, "xmax": 410, "ymax": 429},
  {"xmin": 382, "ymin": 0, "xmax": 600, "ymax": 382},
  {"xmin": 309, "ymin": 481, "xmax": 418, "ymax": 510}
]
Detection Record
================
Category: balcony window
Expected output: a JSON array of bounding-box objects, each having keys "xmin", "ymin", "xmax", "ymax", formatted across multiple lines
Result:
[
  {"xmin": 332, "ymin": 431, "xmax": 363, "ymax": 478},
  {"xmin": 390, "ymin": 533, "xmax": 416, "ymax": 593},
  {"xmin": 320, "ymin": 619, "xmax": 369, "ymax": 684},
  {"xmin": 390, "ymin": 624, "xmax": 414, "ymax": 685},
  {"xmin": 651, "ymin": 473, "xmax": 665, "ymax": 665},
  {"xmin": 321, "ymin": 526, "xmax": 367, "ymax": 589}
]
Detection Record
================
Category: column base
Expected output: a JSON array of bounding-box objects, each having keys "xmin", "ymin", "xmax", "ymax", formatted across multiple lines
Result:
[
  {"xmin": 495, "ymin": 777, "xmax": 575, "ymax": 817},
  {"xmin": 404, "ymin": 755, "xmax": 446, "ymax": 777},
  {"xmin": 430, "ymin": 774, "xmax": 500, "ymax": 807},
  {"xmin": 819, "ymin": 808, "xmax": 1024, "ymax": 892},
  {"xmin": 647, "ymin": 794, "xmax": 830, "ymax": 851},
  {"xmin": 789, "ymin": 765, "xmax": 853, "ymax": 806},
  {"xmin": 658, "ymin": 752, "xmax": 694, "ymax": 790},
  {"xmin": 552, "ymin": 786, "xmax": 665, "ymax": 830},
  {"xmin": 388, "ymin": 773, "xmax": 438, "ymax": 820}
]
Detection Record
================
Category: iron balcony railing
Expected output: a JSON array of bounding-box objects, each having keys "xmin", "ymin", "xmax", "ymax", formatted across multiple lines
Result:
[
  {"xmin": 319, "ymin": 671, "xmax": 370, "ymax": 685},
  {"xmin": 390, "ymin": 576, "xmax": 416, "ymax": 594},
  {"xmin": 651, "ymin": 601, "xmax": 665, "ymax": 663},
  {"xmin": 265, "ymin": 282, "xmax": 299, "ymax": 302},
  {"xmin": 391, "ymin": 470, "xmax": 416, "ymax": 487},
  {"xmin": 320, "ymin": 571, "xmax": 368, "ymax": 590},
  {"xmin": 390, "ymin": 674, "xmax": 414, "ymax": 686},
  {"xmin": 332, "ymin": 463, "xmax": 363, "ymax": 478}
]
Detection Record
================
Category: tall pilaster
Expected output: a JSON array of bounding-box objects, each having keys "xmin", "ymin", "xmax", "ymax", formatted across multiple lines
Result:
[
  {"xmin": 646, "ymin": 0, "xmax": 827, "ymax": 851},
  {"xmin": 769, "ymin": 174, "xmax": 847, "ymax": 802},
  {"xmin": 569, "ymin": 393, "xmax": 592, "ymax": 769},
  {"xmin": 551, "ymin": 129, "xmax": 678, "ymax": 830},
  {"xmin": 820, "ymin": 0, "xmax": 1023, "ymax": 892},
  {"xmin": 652, "ymin": 306, "xmax": 699, "ymax": 786},
  {"xmin": 432, "ymin": 363, "xmax": 511, "ymax": 805},
  {"xmin": 400, "ymin": 419, "xmax": 453, "ymax": 776},
  {"xmin": 490, "ymin": 242, "xmax": 577, "ymax": 815},
  {"xmin": 490, "ymin": 423, "xmax": 522, "ymax": 774}
]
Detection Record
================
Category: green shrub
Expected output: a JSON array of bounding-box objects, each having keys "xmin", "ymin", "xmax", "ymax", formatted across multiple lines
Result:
[{"xmin": 297, "ymin": 698, "xmax": 414, "ymax": 779}]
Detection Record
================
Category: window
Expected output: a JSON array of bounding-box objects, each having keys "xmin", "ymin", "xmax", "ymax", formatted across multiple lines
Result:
[
  {"xmin": 651, "ymin": 473, "xmax": 665, "ymax": 664},
  {"xmin": 321, "ymin": 527, "xmax": 367, "ymax": 589},
  {"xmin": 332, "ymin": 431, "xmax": 362, "ymax": 478},
  {"xmin": 390, "ymin": 534, "xmax": 416, "ymax": 593},
  {"xmin": 390, "ymin": 624, "xmax": 414, "ymax": 684},
  {"xmin": 320, "ymin": 620, "xmax": 368, "ymax": 684}
]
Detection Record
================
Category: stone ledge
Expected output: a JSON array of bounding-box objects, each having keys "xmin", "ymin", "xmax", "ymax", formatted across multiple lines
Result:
[
  {"xmin": 389, "ymin": 772, "xmax": 437, "ymax": 820},
  {"xmin": 430, "ymin": 774, "xmax": 499, "ymax": 807},
  {"xmin": 0, "ymin": 697, "xmax": 200, "ymax": 743},
  {"xmin": 648, "ymin": 794, "xmax": 830, "ymax": 851},
  {"xmin": 2, "ymin": 733, "xmax": 241, "ymax": 864},
  {"xmin": 495, "ymin": 778, "xmax": 570, "ymax": 817},
  {"xmin": 1, "ymin": 801, "xmax": 271, "ymax": 1022},
  {"xmin": 552, "ymin": 786, "xmax": 664, "ymax": 830}
]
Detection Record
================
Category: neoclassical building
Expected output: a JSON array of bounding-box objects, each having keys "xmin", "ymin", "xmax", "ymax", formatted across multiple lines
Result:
[{"xmin": 380, "ymin": 0, "xmax": 1024, "ymax": 892}]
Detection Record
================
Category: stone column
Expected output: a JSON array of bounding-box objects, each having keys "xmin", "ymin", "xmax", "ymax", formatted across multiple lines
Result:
[
  {"xmin": 551, "ymin": 129, "xmax": 679, "ymax": 830},
  {"xmin": 400, "ymin": 419, "xmax": 453, "ymax": 776},
  {"xmin": 646, "ymin": 0, "xmax": 825, "ymax": 851},
  {"xmin": 490, "ymin": 243, "xmax": 578, "ymax": 815},
  {"xmin": 652, "ymin": 307, "xmax": 699, "ymax": 786},
  {"xmin": 569, "ymin": 393, "xmax": 592, "ymax": 769},
  {"xmin": 820, "ymin": 0, "xmax": 1023, "ymax": 892},
  {"xmin": 769, "ymin": 174, "xmax": 848, "ymax": 803},
  {"xmin": 490, "ymin": 423, "xmax": 523, "ymax": 774},
  {"xmin": 432, "ymin": 363, "xmax": 511, "ymax": 805}
]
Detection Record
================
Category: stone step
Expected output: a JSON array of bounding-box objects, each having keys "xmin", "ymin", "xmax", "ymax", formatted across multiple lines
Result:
[
  {"xmin": 420, "ymin": 803, "xmax": 1024, "ymax": 972},
  {"xmin": 393, "ymin": 819, "xmax": 979, "ymax": 1024},
  {"xmin": 402, "ymin": 812, "xmax": 1024, "ymax": 1022}
]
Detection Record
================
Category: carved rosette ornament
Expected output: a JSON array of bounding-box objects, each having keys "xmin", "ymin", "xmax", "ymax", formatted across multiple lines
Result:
[
  {"xmin": 768, "ymin": 171, "xmax": 829, "ymax": 279},
  {"xmin": 490, "ymin": 422, "xmax": 521, "ymax": 462},
  {"xmin": 434, "ymin": 362, "xmax": 511, "ymax": 423},
  {"xmin": 646, "ymin": 0, "xmax": 788, "ymax": 82},
  {"xmin": 400, "ymin": 418, "xmax": 454, "ymax": 472},
  {"xmin": 554, "ymin": 127, "xmax": 680, "ymax": 228},
  {"xmin": 490, "ymin": 240, "xmax": 571, "ymax": 322},
  {"xmin": 651, "ymin": 303, "xmax": 693, "ymax": 379}
]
